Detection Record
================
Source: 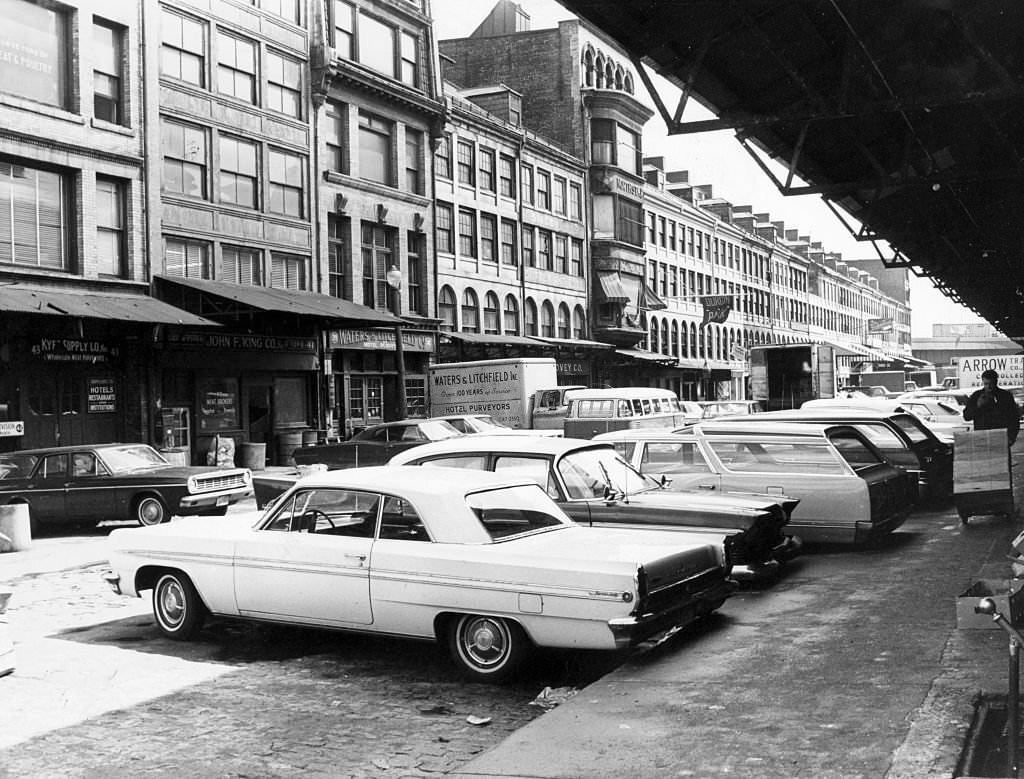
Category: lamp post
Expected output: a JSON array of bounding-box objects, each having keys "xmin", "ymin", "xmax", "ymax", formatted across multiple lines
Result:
[{"xmin": 385, "ymin": 265, "xmax": 407, "ymax": 419}]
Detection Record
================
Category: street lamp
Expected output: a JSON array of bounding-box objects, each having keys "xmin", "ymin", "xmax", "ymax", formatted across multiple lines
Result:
[{"xmin": 385, "ymin": 265, "xmax": 408, "ymax": 419}]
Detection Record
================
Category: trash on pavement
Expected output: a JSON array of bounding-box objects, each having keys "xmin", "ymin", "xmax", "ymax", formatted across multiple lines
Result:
[
  {"xmin": 465, "ymin": 714, "xmax": 492, "ymax": 726},
  {"xmin": 529, "ymin": 685, "xmax": 579, "ymax": 710}
]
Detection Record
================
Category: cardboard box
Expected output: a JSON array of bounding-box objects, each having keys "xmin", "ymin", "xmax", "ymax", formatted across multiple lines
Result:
[
  {"xmin": 956, "ymin": 579, "xmax": 1024, "ymax": 629},
  {"xmin": 954, "ymin": 429, "xmax": 1012, "ymax": 496}
]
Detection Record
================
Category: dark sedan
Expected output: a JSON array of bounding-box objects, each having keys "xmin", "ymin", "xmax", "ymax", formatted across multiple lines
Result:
[
  {"xmin": 0, "ymin": 443, "xmax": 253, "ymax": 532},
  {"xmin": 292, "ymin": 419, "xmax": 462, "ymax": 469}
]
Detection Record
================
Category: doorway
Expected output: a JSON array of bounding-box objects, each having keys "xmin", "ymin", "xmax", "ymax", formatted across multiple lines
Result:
[{"xmin": 247, "ymin": 383, "xmax": 273, "ymax": 444}]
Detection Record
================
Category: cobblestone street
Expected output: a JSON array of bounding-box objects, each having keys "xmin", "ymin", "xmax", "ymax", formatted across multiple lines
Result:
[{"xmin": 0, "ymin": 557, "xmax": 615, "ymax": 778}]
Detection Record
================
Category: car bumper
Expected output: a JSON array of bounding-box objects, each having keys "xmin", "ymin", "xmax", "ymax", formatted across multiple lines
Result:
[
  {"xmin": 607, "ymin": 577, "xmax": 737, "ymax": 649},
  {"xmin": 178, "ymin": 486, "xmax": 253, "ymax": 513}
]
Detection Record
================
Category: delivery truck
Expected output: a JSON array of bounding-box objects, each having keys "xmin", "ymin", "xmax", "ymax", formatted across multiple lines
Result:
[
  {"xmin": 749, "ymin": 343, "xmax": 838, "ymax": 410},
  {"xmin": 427, "ymin": 357, "xmax": 583, "ymax": 431}
]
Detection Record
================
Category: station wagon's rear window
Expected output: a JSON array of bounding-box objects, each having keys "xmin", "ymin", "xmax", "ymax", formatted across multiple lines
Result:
[
  {"xmin": 707, "ymin": 441, "xmax": 848, "ymax": 474},
  {"xmin": 466, "ymin": 485, "xmax": 569, "ymax": 540},
  {"xmin": 888, "ymin": 415, "xmax": 929, "ymax": 443}
]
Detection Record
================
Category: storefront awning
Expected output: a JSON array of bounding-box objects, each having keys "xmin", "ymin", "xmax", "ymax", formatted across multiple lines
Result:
[
  {"xmin": 597, "ymin": 271, "xmax": 630, "ymax": 302},
  {"xmin": 531, "ymin": 336, "xmax": 615, "ymax": 351},
  {"xmin": 640, "ymin": 285, "xmax": 668, "ymax": 311},
  {"xmin": 155, "ymin": 275, "xmax": 401, "ymax": 325},
  {"xmin": 441, "ymin": 331, "xmax": 542, "ymax": 347},
  {"xmin": 615, "ymin": 347, "xmax": 677, "ymax": 365},
  {"xmin": 0, "ymin": 282, "xmax": 219, "ymax": 326}
]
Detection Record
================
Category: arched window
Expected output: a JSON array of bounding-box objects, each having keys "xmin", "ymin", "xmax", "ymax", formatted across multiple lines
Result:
[
  {"xmin": 573, "ymin": 305, "xmax": 586, "ymax": 339},
  {"xmin": 503, "ymin": 295, "xmax": 520, "ymax": 335},
  {"xmin": 649, "ymin": 316, "xmax": 659, "ymax": 352},
  {"xmin": 483, "ymin": 291, "xmax": 500, "ymax": 334},
  {"xmin": 604, "ymin": 61, "xmax": 614, "ymax": 89},
  {"xmin": 624, "ymin": 72, "xmax": 634, "ymax": 94},
  {"xmin": 583, "ymin": 48, "xmax": 595, "ymax": 87},
  {"xmin": 681, "ymin": 321, "xmax": 689, "ymax": 357},
  {"xmin": 661, "ymin": 319, "xmax": 669, "ymax": 355},
  {"xmin": 541, "ymin": 300, "xmax": 556, "ymax": 338},
  {"xmin": 557, "ymin": 303, "xmax": 571, "ymax": 339},
  {"xmin": 614, "ymin": 66, "xmax": 624, "ymax": 90},
  {"xmin": 461, "ymin": 288, "xmax": 480, "ymax": 333},
  {"xmin": 671, "ymin": 321, "xmax": 679, "ymax": 357},
  {"xmin": 714, "ymin": 327, "xmax": 722, "ymax": 360},
  {"xmin": 697, "ymin": 324, "xmax": 705, "ymax": 358},
  {"xmin": 689, "ymin": 322, "xmax": 697, "ymax": 357},
  {"xmin": 595, "ymin": 54, "xmax": 606, "ymax": 88},
  {"xmin": 524, "ymin": 297, "xmax": 538, "ymax": 336},
  {"xmin": 438, "ymin": 286, "xmax": 457, "ymax": 331}
]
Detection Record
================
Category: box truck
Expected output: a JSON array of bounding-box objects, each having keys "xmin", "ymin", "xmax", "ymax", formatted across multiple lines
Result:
[{"xmin": 749, "ymin": 343, "xmax": 838, "ymax": 410}]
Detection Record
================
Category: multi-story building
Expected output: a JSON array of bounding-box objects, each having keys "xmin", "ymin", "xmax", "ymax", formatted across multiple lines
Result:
[{"xmin": 433, "ymin": 82, "xmax": 592, "ymax": 385}]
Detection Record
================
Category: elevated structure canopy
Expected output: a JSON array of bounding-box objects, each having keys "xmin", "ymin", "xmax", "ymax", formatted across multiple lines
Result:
[{"xmin": 558, "ymin": 0, "xmax": 1024, "ymax": 342}]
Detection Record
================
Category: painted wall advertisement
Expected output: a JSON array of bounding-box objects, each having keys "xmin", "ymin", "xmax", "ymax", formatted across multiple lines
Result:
[{"xmin": 958, "ymin": 355, "xmax": 1024, "ymax": 388}]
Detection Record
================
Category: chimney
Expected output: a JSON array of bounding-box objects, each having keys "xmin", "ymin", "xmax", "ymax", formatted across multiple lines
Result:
[{"xmin": 701, "ymin": 197, "xmax": 732, "ymax": 222}]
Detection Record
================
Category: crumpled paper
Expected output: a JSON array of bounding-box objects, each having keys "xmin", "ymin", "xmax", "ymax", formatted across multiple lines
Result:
[{"xmin": 529, "ymin": 685, "xmax": 579, "ymax": 710}]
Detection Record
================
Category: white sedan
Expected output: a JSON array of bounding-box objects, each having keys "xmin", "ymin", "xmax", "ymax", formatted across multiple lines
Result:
[{"xmin": 103, "ymin": 467, "xmax": 734, "ymax": 682}]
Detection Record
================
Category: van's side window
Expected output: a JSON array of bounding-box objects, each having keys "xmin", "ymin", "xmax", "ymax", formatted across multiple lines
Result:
[
  {"xmin": 617, "ymin": 400, "xmax": 632, "ymax": 417},
  {"xmin": 631, "ymin": 399, "xmax": 643, "ymax": 415},
  {"xmin": 641, "ymin": 399, "xmax": 652, "ymax": 414}
]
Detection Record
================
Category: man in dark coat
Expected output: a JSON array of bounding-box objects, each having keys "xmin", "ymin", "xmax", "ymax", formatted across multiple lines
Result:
[{"xmin": 963, "ymin": 369, "xmax": 1020, "ymax": 445}]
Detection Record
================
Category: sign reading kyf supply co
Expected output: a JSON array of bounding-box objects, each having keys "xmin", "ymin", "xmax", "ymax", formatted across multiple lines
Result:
[{"xmin": 958, "ymin": 354, "xmax": 1024, "ymax": 388}]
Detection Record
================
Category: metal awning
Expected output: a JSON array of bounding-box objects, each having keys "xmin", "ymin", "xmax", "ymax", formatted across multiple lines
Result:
[
  {"xmin": 0, "ymin": 282, "xmax": 219, "ymax": 326},
  {"xmin": 440, "ymin": 331, "xmax": 542, "ymax": 347},
  {"xmin": 531, "ymin": 336, "xmax": 615, "ymax": 351},
  {"xmin": 615, "ymin": 347, "xmax": 677, "ymax": 365},
  {"xmin": 155, "ymin": 275, "xmax": 401, "ymax": 325},
  {"xmin": 597, "ymin": 271, "xmax": 630, "ymax": 303}
]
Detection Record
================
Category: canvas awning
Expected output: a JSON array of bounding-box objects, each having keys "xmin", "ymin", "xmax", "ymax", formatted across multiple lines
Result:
[
  {"xmin": 0, "ymin": 282, "xmax": 219, "ymax": 326},
  {"xmin": 597, "ymin": 271, "xmax": 630, "ymax": 302}
]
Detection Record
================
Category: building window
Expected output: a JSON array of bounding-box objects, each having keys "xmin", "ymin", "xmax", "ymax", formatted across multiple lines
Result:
[
  {"xmin": 361, "ymin": 223, "xmax": 392, "ymax": 308},
  {"xmin": 164, "ymin": 237, "xmax": 210, "ymax": 278},
  {"xmin": 591, "ymin": 119, "xmax": 641, "ymax": 174},
  {"xmin": 503, "ymin": 295, "xmax": 520, "ymax": 335},
  {"xmin": 478, "ymin": 148, "xmax": 495, "ymax": 192},
  {"xmin": 538, "ymin": 229, "xmax": 552, "ymax": 270},
  {"xmin": 618, "ymin": 126, "xmax": 641, "ymax": 175},
  {"xmin": 266, "ymin": 50, "xmax": 302, "ymax": 118},
  {"xmin": 553, "ymin": 176, "xmax": 567, "ymax": 215},
  {"xmin": 217, "ymin": 32, "xmax": 257, "ymax": 103},
  {"xmin": 96, "ymin": 177, "xmax": 125, "ymax": 276},
  {"xmin": 591, "ymin": 119, "xmax": 614, "ymax": 165},
  {"xmin": 524, "ymin": 298, "xmax": 538, "ymax": 336},
  {"xmin": 435, "ymin": 133, "xmax": 452, "ymax": 180},
  {"xmin": 325, "ymin": 101, "xmax": 346, "ymax": 173},
  {"xmin": 483, "ymin": 291, "xmax": 500, "ymax": 335},
  {"xmin": 570, "ymin": 238, "xmax": 583, "ymax": 277},
  {"xmin": 647, "ymin": 211, "xmax": 656, "ymax": 243},
  {"xmin": 617, "ymin": 198, "xmax": 643, "ymax": 246},
  {"xmin": 520, "ymin": 164, "xmax": 534, "ymax": 204},
  {"xmin": 328, "ymin": 215, "xmax": 348, "ymax": 298},
  {"xmin": 461, "ymin": 288, "xmax": 480, "ymax": 333},
  {"xmin": 499, "ymin": 154, "xmax": 515, "ymax": 198},
  {"xmin": 500, "ymin": 219, "xmax": 517, "ymax": 266},
  {"xmin": 162, "ymin": 9, "xmax": 205, "ymax": 87},
  {"xmin": 223, "ymin": 246, "xmax": 262, "ymax": 285},
  {"xmin": 219, "ymin": 136, "xmax": 258, "ymax": 208},
  {"xmin": 480, "ymin": 213, "xmax": 497, "ymax": 262},
  {"xmin": 256, "ymin": 0, "xmax": 301, "ymax": 24},
  {"xmin": 555, "ymin": 235, "xmax": 568, "ymax": 274},
  {"xmin": 435, "ymin": 202, "xmax": 454, "ymax": 253},
  {"xmin": 522, "ymin": 226, "xmax": 535, "ymax": 267},
  {"xmin": 399, "ymin": 30, "xmax": 418, "ymax": 87},
  {"xmin": 438, "ymin": 285, "xmax": 457, "ymax": 331},
  {"xmin": 557, "ymin": 303, "xmax": 571, "ymax": 339},
  {"xmin": 268, "ymin": 148, "xmax": 304, "ymax": 216},
  {"xmin": 456, "ymin": 140, "xmax": 474, "ymax": 185},
  {"xmin": 405, "ymin": 128, "xmax": 424, "ymax": 195},
  {"xmin": 93, "ymin": 19, "xmax": 124, "ymax": 124},
  {"xmin": 573, "ymin": 306, "xmax": 586, "ymax": 339},
  {"xmin": 536, "ymin": 170, "xmax": 551, "ymax": 210},
  {"xmin": 333, "ymin": 1, "xmax": 354, "ymax": 59},
  {"xmin": 161, "ymin": 119, "xmax": 207, "ymax": 199},
  {"xmin": 359, "ymin": 111, "xmax": 393, "ymax": 185},
  {"xmin": 458, "ymin": 207, "xmax": 476, "ymax": 258},
  {"xmin": 270, "ymin": 252, "xmax": 308, "ymax": 290},
  {"xmin": 407, "ymin": 232, "xmax": 425, "ymax": 314},
  {"xmin": 541, "ymin": 301, "xmax": 555, "ymax": 338},
  {"xmin": 570, "ymin": 182, "xmax": 582, "ymax": 220},
  {"xmin": 360, "ymin": 14, "xmax": 395, "ymax": 79},
  {"xmin": 0, "ymin": 1, "xmax": 68, "ymax": 108}
]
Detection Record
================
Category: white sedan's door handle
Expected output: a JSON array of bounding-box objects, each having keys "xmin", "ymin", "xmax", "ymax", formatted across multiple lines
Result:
[
  {"xmin": 344, "ymin": 553, "xmax": 367, "ymax": 565},
  {"xmin": 697, "ymin": 484, "xmax": 716, "ymax": 490}
]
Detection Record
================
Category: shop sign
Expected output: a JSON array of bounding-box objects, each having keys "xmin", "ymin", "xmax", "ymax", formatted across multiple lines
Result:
[
  {"xmin": 329, "ymin": 328, "xmax": 435, "ymax": 352},
  {"xmin": 592, "ymin": 170, "xmax": 644, "ymax": 200},
  {"xmin": 959, "ymin": 354, "xmax": 1024, "ymax": 388},
  {"xmin": 164, "ymin": 331, "xmax": 316, "ymax": 353},
  {"xmin": 0, "ymin": 420, "xmax": 24, "ymax": 437},
  {"xmin": 556, "ymin": 359, "xmax": 590, "ymax": 377},
  {"xmin": 87, "ymin": 378, "xmax": 116, "ymax": 413},
  {"xmin": 30, "ymin": 338, "xmax": 120, "ymax": 363}
]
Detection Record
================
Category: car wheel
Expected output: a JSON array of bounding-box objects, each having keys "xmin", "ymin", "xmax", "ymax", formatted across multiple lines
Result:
[
  {"xmin": 448, "ymin": 614, "xmax": 530, "ymax": 683},
  {"xmin": 134, "ymin": 495, "xmax": 168, "ymax": 527},
  {"xmin": 152, "ymin": 572, "xmax": 206, "ymax": 640}
]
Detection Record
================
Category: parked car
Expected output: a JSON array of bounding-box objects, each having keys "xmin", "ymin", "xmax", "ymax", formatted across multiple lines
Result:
[
  {"xmin": 429, "ymin": 414, "xmax": 562, "ymax": 437},
  {"xmin": 102, "ymin": 467, "xmax": 736, "ymax": 682},
  {"xmin": 698, "ymin": 400, "xmax": 764, "ymax": 420},
  {"xmin": 716, "ymin": 408, "xmax": 954, "ymax": 501},
  {"xmin": 292, "ymin": 419, "xmax": 462, "ymax": 469},
  {"xmin": 387, "ymin": 435, "xmax": 802, "ymax": 579},
  {"xmin": 595, "ymin": 422, "xmax": 917, "ymax": 544},
  {"xmin": 0, "ymin": 443, "xmax": 253, "ymax": 531},
  {"xmin": 800, "ymin": 397, "xmax": 970, "ymax": 440}
]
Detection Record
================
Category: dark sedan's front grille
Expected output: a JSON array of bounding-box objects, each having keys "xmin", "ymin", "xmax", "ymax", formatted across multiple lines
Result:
[{"xmin": 192, "ymin": 472, "xmax": 248, "ymax": 493}]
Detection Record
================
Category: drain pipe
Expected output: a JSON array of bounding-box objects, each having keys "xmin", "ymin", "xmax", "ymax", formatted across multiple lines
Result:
[{"xmin": 976, "ymin": 596, "xmax": 1024, "ymax": 777}]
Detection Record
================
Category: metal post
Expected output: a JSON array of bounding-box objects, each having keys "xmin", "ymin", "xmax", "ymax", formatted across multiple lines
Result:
[
  {"xmin": 386, "ymin": 266, "xmax": 407, "ymax": 420},
  {"xmin": 976, "ymin": 597, "xmax": 1023, "ymax": 777}
]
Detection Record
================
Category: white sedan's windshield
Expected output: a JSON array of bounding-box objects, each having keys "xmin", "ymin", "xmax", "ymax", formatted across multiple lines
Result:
[
  {"xmin": 557, "ymin": 447, "xmax": 653, "ymax": 499},
  {"xmin": 101, "ymin": 445, "xmax": 169, "ymax": 473},
  {"xmin": 422, "ymin": 420, "xmax": 463, "ymax": 440},
  {"xmin": 470, "ymin": 416, "xmax": 510, "ymax": 431}
]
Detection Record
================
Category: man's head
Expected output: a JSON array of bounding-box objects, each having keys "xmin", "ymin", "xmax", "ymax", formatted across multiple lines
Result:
[{"xmin": 982, "ymin": 369, "xmax": 999, "ymax": 390}]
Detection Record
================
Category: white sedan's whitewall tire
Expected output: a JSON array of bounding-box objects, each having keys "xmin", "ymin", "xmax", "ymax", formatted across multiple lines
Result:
[
  {"xmin": 448, "ymin": 614, "xmax": 530, "ymax": 683},
  {"xmin": 152, "ymin": 572, "xmax": 206, "ymax": 640}
]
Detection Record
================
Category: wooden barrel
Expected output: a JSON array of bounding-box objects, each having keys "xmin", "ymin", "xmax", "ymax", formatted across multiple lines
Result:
[
  {"xmin": 239, "ymin": 442, "xmax": 267, "ymax": 471},
  {"xmin": 301, "ymin": 429, "xmax": 318, "ymax": 447},
  {"xmin": 276, "ymin": 431, "xmax": 304, "ymax": 466}
]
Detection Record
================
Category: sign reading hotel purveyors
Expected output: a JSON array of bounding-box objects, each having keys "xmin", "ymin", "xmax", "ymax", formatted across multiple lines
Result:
[
  {"xmin": 87, "ymin": 378, "xmax": 116, "ymax": 413},
  {"xmin": 958, "ymin": 354, "xmax": 1024, "ymax": 388},
  {"xmin": 0, "ymin": 421, "xmax": 24, "ymax": 438},
  {"xmin": 328, "ymin": 328, "xmax": 435, "ymax": 352}
]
